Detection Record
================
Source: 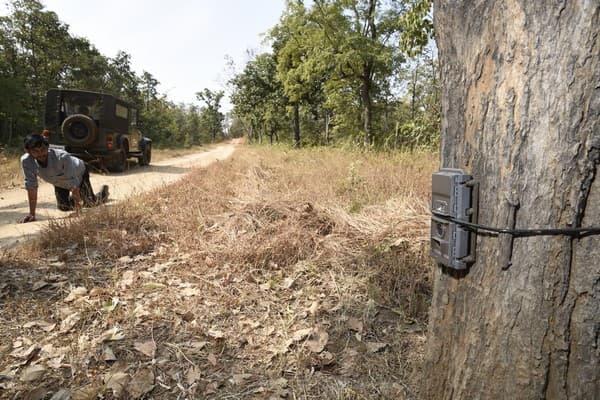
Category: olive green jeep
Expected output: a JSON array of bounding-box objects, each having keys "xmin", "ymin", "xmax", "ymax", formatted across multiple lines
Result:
[{"xmin": 44, "ymin": 89, "xmax": 152, "ymax": 172}]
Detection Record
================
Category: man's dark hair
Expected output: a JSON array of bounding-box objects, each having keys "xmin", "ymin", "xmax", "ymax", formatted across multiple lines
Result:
[{"xmin": 23, "ymin": 133, "xmax": 47, "ymax": 150}]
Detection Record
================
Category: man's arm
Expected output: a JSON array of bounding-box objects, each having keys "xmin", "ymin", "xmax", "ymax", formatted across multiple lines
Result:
[
  {"xmin": 22, "ymin": 188, "xmax": 38, "ymax": 223},
  {"xmin": 71, "ymin": 186, "xmax": 82, "ymax": 212}
]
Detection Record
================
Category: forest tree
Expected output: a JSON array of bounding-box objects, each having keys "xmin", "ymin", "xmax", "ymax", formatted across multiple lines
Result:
[{"xmin": 424, "ymin": 1, "xmax": 599, "ymax": 399}]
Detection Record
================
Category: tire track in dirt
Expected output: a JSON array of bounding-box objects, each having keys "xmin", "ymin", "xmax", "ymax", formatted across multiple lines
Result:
[{"xmin": 0, "ymin": 142, "xmax": 239, "ymax": 249}]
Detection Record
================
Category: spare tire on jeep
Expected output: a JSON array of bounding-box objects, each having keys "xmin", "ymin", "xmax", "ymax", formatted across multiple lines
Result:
[{"xmin": 61, "ymin": 114, "xmax": 97, "ymax": 146}]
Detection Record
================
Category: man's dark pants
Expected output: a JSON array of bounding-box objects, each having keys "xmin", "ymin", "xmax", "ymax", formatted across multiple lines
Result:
[{"xmin": 55, "ymin": 166, "xmax": 96, "ymax": 211}]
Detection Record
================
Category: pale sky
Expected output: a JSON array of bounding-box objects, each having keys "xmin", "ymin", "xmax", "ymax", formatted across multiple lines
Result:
[{"xmin": 3, "ymin": 0, "xmax": 287, "ymax": 111}]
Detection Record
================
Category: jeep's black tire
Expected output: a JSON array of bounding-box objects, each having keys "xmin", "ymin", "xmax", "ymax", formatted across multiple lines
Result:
[
  {"xmin": 61, "ymin": 114, "xmax": 97, "ymax": 146},
  {"xmin": 109, "ymin": 149, "xmax": 127, "ymax": 172},
  {"xmin": 138, "ymin": 143, "xmax": 151, "ymax": 166}
]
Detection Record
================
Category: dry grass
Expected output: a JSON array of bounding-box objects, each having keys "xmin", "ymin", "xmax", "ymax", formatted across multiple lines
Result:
[
  {"xmin": 0, "ymin": 145, "xmax": 438, "ymax": 399},
  {"xmin": 0, "ymin": 147, "xmax": 23, "ymax": 189}
]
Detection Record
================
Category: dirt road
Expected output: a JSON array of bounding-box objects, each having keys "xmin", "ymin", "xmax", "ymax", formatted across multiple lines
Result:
[{"xmin": 0, "ymin": 142, "xmax": 239, "ymax": 249}]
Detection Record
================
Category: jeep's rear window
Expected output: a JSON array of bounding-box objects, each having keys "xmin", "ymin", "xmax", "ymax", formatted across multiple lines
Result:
[
  {"xmin": 60, "ymin": 95, "xmax": 102, "ymax": 120},
  {"xmin": 115, "ymin": 104, "xmax": 128, "ymax": 119}
]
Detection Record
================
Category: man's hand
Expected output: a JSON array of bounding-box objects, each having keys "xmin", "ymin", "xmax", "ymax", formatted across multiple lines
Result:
[
  {"xmin": 21, "ymin": 214, "xmax": 36, "ymax": 223},
  {"xmin": 26, "ymin": 188, "xmax": 38, "ymax": 222}
]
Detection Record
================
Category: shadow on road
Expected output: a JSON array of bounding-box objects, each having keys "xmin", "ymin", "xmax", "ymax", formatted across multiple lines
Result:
[
  {"xmin": 1, "ymin": 200, "xmax": 58, "ymax": 212},
  {"xmin": 90, "ymin": 163, "xmax": 189, "ymax": 177}
]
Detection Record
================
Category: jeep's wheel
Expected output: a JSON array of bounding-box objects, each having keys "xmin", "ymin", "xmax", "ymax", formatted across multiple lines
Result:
[
  {"xmin": 138, "ymin": 143, "xmax": 151, "ymax": 166},
  {"xmin": 61, "ymin": 114, "xmax": 97, "ymax": 146},
  {"xmin": 110, "ymin": 150, "xmax": 128, "ymax": 172}
]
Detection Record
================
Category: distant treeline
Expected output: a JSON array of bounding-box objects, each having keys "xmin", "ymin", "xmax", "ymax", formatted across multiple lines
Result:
[{"xmin": 1, "ymin": 0, "xmax": 439, "ymax": 151}]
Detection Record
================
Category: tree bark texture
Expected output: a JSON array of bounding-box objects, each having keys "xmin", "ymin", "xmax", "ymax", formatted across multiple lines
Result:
[
  {"xmin": 424, "ymin": 1, "xmax": 599, "ymax": 399},
  {"xmin": 293, "ymin": 102, "xmax": 301, "ymax": 147},
  {"xmin": 361, "ymin": 70, "xmax": 374, "ymax": 145}
]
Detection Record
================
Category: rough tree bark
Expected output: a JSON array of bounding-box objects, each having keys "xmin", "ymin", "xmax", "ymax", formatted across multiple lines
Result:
[
  {"xmin": 424, "ymin": 1, "xmax": 599, "ymax": 399},
  {"xmin": 293, "ymin": 102, "xmax": 301, "ymax": 147}
]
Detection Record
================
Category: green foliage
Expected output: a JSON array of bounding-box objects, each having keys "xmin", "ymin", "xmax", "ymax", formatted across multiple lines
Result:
[
  {"xmin": 196, "ymin": 89, "xmax": 225, "ymax": 142},
  {"xmin": 230, "ymin": 0, "xmax": 439, "ymax": 150},
  {"xmin": 230, "ymin": 52, "xmax": 289, "ymax": 144},
  {"xmin": 228, "ymin": 117, "xmax": 246, "ymax": 138},
  {"xmin": 60, "ymin": 37, "xmax": 111, "ymax": 91},
  {"xmin": 182, "ymin": 105, "xmax": 202, "ymax": 146},
  {"xmin": 104, "ymin": 51, "xmax": 143, "ymax": 104},
  {"xmin": 140, "ymin": 71, "xmax": 159, "ymax": 109},
  {"xmin": 6, "ymin": 0, "xmax": 71, "ymax": 99},
  {"xmin": 400, "ymin": 0, "xmax": 434, "ymax": 57},
  {"xmin": 140, "ymin": 98, "xmax": 179, "ymax": 147}
]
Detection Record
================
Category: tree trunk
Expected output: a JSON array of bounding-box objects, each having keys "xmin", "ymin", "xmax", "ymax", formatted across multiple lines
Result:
[
  {"xmin": 8, "ymin": 116, "xmax": 13, "ymax": 146},
  {"xmin": 325, "ymin": 112, "xmax": 331, "ymax": 145},
  {"xmin": 293, "ymin": 102, "xmax": 300, "ymax": 147},
  {"xmin": 411, "ymin": 67, "xmax": 418, "ymax": 120},
  {"xmin": 424, "ymin": 2, "xmax": 599, "ymax": 399},
  {"xmin": 362, "ymin": 0, "xmax": 376, "ymax": 146},
  {"xmin": 361, "ymin": 73, "xmax": 373, "ymax": 146}
]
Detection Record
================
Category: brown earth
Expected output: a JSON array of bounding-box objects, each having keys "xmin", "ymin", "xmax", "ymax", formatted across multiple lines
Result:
[{"xmin": 0, "ymin": 141, "xmax": 240, "ymax": 249}]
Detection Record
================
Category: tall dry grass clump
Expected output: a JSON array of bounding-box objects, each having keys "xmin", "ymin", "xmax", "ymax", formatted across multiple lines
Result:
[
  {"xmin": 0, "ymin": 147, "xmax": 23, "ymax": 189},
  {"xmin": 2, "ymin": 145, "xmax": 439, "ymax": 399},
  {"xmin": 151, "ymin": 146, "xmax": 436, "ymax": 317},
  {"xmin": 41, "ymin": 200, "xmax": 161, "ymax": 257}
]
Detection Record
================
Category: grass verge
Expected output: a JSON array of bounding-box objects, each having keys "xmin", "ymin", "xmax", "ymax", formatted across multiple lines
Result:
[{"xmin": 0, "ymin": 145, "xmax": 437, "ymax": 399}]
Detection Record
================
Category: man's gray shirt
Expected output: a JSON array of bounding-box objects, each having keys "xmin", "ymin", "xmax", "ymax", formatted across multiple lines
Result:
[{"xmin": 21, "ymin": 148, "xmax": 85, "ymax": 190}]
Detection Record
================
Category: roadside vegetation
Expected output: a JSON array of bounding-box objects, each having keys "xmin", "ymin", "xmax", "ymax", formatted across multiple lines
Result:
[
  {"xmin": 0, "ymin": 146, "xmax": 21, "ymax": 189},
  {"xmin": 0, "ymin": 145, "xmax": 437, "ymax": 399}
]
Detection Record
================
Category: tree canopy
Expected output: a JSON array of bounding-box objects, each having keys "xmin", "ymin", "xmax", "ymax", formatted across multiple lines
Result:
[{"xmin": 230, "ymin": 0, "xmax": 437, "ymax": 149}]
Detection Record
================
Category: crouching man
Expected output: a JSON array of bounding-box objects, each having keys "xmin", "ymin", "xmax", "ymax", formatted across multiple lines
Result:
[{"xmin": 20, "ymin": 133, "xmax": 109, "ymax": 223}]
